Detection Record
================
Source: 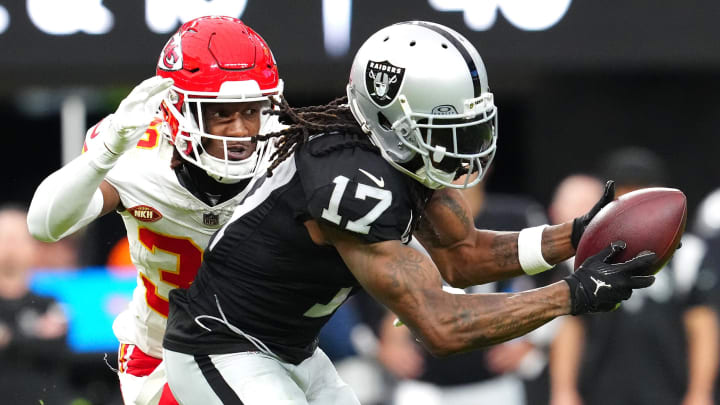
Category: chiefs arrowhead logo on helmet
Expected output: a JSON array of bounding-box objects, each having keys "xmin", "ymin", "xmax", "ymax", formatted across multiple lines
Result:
[
  {"xmin": 158, "ymin": 34, "xmax": 183, "ymax": 71},
  {"xmin": 365, "ymin": 60, "xmax": 405, "ymax": 107}
]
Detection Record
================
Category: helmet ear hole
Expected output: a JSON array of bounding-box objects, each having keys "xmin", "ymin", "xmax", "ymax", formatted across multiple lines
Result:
[{"xmin": 377, "ymin": 112, "xmax": 392, "ymax": 131}]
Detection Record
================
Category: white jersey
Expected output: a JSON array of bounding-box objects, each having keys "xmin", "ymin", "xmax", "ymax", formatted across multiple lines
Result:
[{"xmin": 83, "ymin": 116, "xmax": 274, "ymax": 358}]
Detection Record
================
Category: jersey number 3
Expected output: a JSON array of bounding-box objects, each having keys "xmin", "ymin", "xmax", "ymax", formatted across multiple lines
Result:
[
  {"xmin": 138, "ymin": 228, "xmax": 203, "ymax": 317},
  {"xmin": 320, "ymin": 175, "xmax": 392, "ymax": 234}
]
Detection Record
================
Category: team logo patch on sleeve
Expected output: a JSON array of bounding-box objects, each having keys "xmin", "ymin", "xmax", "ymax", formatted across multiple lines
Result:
[
  {"xmin": 127, "ymin": 205, "xmax": 163, "ymax": 223},
  {"xmin": 365, "ymin": 60, "xmax": 405, "ymax": 107}
]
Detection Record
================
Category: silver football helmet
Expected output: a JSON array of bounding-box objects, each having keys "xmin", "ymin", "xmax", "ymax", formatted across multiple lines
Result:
[{"xmin": 347, "ymin": 21, "xmax": 497, "ymax": 189}]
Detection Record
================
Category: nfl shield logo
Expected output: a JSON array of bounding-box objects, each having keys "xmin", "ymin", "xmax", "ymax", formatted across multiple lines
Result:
[
  {"xmin": 203, "ymin": 212, "xmax": 219, "ymax": 226},
  {"xmin": 365, "ymin": 60, "xmax": 405, "ymax": 107}
]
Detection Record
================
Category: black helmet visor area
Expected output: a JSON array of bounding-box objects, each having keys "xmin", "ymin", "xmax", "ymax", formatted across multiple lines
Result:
[{"xmin": 417, "ymin": 117, "xmax": 495, "ymax": 173}]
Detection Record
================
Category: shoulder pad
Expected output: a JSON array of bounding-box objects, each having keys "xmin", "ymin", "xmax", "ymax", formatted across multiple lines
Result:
[{"xmin": 296, "ymin": 134, "xmax": 416, "ymax": 243}]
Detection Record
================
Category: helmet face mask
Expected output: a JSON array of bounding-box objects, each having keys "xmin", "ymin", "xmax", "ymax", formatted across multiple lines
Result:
[
  {"xmin": 156, "ymin": 16, "xmax": 283, "ymax": 184},
  {"xmin": 162, "ymin": 94, "xmax": 276, "ymax": 184},
  {"xmin": 347, "ymin": 21, "xmax": 497, "ymax": 189}
]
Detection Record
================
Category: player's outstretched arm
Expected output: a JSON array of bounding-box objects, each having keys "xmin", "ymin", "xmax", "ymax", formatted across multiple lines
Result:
[
  {"xmin": 415, "ymin": 182, "xmax": 615, "ymax": 288},
  {"xmin": 27, "ymin": 76, "xmax": 172, "ymax": 242},
  {"xmin": 332, "ymin": 217, "xmax": 656, "ymax": 356},
  {"xmin": 416, "ymin": 187, "xmax": 573, "ymax": 287},
  {"xmin": 327, "ymin": 220, "xmax": 570, "ymax": 355},
  {"xmin": 331, "ymin": 229, "xmax": 567, "ymax": 355}
]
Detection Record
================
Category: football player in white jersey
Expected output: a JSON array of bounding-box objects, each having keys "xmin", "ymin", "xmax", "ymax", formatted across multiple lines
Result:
[{"xmin": 27, "ymin": 16, "xmax": 283, "ymax": 405}]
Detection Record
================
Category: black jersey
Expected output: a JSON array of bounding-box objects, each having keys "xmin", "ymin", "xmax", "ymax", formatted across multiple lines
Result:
[{"xmin": 164, "ymin": 132, "xmax": 431, "ymax": 364}]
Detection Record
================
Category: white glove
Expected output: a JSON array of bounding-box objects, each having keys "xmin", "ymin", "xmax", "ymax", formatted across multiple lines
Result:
[{"xmin": 104, "ymin": 76, "xmax": 173, "ymax": 155}]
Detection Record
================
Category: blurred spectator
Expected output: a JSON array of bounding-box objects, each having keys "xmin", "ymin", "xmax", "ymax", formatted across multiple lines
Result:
[
  {"xmin": 547, "ymin": 175, "xmax": 606, "ymax": 233},
  {"xmin": 544, "ymin": 174, "xmax": 605, "ymax": 277},
  {"xmin": 375, "ymin": 173, "xmax": 558, "ymax": 405},
  {"xmin": 694, "ymin": 190, "xmax": 720, "ymax": 238},
  {"xmin": 597, "ymin": 146, "xmax": 668, "ymax": 197},
  {"xmin": 33, "ymin": 232, "xmax": 81, "ymax": 270},
  {"xmin": 549, "ymin": 147, "xmax": 719, "ymax": 405},
  {"xmin": 0, "ymin": 204, "xmax": 76, "ymax": 403},
  {"xmin": 694, "ymin": 229, "xmax": 720, "ymax": 405},
  {"xmin": 694, "ymin": 188, "xmax": 720, "ymax": 238},
  {"xmin": 32, "ymin": 237, "xmax": 80, "ymax": 269}
]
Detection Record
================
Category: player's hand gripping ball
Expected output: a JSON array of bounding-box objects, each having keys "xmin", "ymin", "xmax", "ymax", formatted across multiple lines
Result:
[{"xmin": 574, "ymin": 187, "xmax": 687, "ymax": 276}]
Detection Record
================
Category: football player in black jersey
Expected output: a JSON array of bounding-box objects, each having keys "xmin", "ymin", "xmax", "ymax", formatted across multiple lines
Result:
[{"xmin": 163, "ymin": 21, "xmax": 658, "ymax": 405}]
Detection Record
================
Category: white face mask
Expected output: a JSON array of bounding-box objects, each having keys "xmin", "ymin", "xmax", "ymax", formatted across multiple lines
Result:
[
  {"xmin": 198, "ymin": 148, "xmax": 262, "ymax": 184},
  {"xmin": 168, "ymin": 98, "xmax": 276, "ymax": 184}
]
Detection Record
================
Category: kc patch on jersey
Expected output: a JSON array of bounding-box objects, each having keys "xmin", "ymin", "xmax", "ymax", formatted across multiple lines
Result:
[
  {"xmin": 365, "ymin": 60, "xmax": 405, "ymax": 107},
  {"xmin": 127, "ymin": 205, "xmax": 163, "ymax": 223}
]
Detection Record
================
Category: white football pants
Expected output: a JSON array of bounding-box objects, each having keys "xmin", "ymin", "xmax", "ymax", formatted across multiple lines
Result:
[{"xmin": 163, "ymin": 348, "xmax": 360, "ymax": 405}]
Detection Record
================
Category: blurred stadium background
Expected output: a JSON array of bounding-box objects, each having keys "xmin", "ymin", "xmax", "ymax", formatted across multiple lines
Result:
[{"xmin": 2, "ymin": 1, "xmax": 720, "ymax": 403}]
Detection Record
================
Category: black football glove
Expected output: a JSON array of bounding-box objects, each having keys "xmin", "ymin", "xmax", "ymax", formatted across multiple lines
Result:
[
  {"xmin": 564, "ymin": 241, "xmax": 656, "ymax": 315},
  {"xmin": 570, "ymin": 180, "xmax": 616, "ymax": 248}
]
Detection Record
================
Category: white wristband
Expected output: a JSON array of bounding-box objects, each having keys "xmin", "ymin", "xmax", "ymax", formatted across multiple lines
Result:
[{"xmin": 518, "ymin": 225, "xmax": 553, "ymax": 275}]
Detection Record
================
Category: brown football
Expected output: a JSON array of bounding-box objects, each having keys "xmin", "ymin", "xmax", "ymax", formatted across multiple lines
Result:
[{"xmin": 574, "ymin": 187, "xmax": 687, "ymax": 275}]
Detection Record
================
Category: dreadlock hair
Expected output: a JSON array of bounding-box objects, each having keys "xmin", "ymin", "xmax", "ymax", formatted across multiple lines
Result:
[{"xmin": 256, "ymin": 95, "xmax": 373, "ymax": 176}]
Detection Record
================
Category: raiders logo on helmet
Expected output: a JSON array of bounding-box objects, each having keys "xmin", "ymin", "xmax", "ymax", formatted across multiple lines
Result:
[{"xmin": 365, "ymin": 60, "xmax": 405, "ymax": 107}]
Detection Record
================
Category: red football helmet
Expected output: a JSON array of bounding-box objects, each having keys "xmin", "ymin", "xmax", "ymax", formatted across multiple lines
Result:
[{"xmin": 156, "ymin": 16, "xmax": 283, "ymax": 183}]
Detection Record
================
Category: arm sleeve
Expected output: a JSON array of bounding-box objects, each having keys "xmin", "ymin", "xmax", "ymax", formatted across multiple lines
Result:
[{"xmin": 27, "ymin": 119, "xmax": 119, "ymax": 242}]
